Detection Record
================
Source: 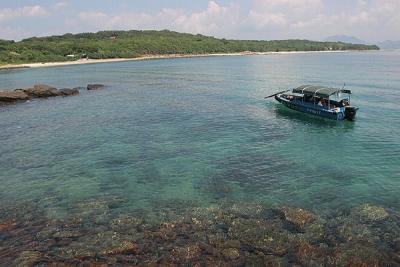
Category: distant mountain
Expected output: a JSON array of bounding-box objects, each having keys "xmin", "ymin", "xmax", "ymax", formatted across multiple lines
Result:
[
  {"xmin": 377, "ymin": 40, "xmax": 400, "ymax": 49},
  {"xmin": 324, "ymin": 35, "xmax": 368, "ymax": 45}
]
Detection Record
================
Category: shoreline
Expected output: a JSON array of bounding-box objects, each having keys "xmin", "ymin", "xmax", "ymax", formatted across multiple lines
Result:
[{"xmin": 0, "ymin": 50, "xmax": 372, "ymax": 70}]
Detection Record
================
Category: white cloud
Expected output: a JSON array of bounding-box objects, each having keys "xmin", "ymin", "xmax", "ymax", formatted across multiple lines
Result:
[
  {"xmin": 244, "ymin": 0, "xmax": 400, "ymax": 41},
  {"xmin": 74, "ymin": 1, "xmax": 241, "ymax": 37},
  {"xmin": 252, "ymin": 0, "xmax": 323, "ymax": 12},
  {"xmin": 171, "ymin": 1, "xmax": 241, "ymax": 35},
  {"xmin": 53, "ymin": 1, "xmax": 69, "ymax": 11},
  {"xmin": 0, "ymin": 5, "xmax": 48, "ymax": 22},
  {"xmin": 1, "ymin": 1, "xmax": 400, "ymax": 42}
]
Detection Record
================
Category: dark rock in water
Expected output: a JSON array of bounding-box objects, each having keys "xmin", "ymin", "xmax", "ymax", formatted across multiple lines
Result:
[
  {"xmin": 21, "ymin": 84, "xmax": 61, "ymax": 98},
  {"xmin": 0, "ymin": 91, "xmax": 30, "ymax": 102},
  {"xmin": 87, "ymin": 84, "xmax": 105, "ymax": 90},
  {"xmin": 59, "ymin": 88, "xmax": 79, "ymax": 96}
]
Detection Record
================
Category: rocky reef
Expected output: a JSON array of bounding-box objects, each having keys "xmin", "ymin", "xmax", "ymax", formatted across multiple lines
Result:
[
  {"xmin": 87, "ymin": 84, "xmax": 105, "ymax": 90},
  {"xmin": 0, "ymin": 83, "xmax": 105, "ymax": 106},
  {"xmin": 0, "ymin": 199, "xmax": 399, "ymax": 266},
  {"xmin": 0, "ymin": 90, "xmax": 30, "ymax": 102}
]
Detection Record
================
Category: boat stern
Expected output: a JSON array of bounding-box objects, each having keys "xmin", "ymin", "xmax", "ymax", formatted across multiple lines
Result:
[{"xmin": 344, "ymin": 106, "xmax": 358, "ymax": 121}]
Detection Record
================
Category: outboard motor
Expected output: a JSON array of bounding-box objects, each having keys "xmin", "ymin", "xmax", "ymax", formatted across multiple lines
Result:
[{"xmin": 344, "ymin": 106, "xmax": 358, "ymax": 121}]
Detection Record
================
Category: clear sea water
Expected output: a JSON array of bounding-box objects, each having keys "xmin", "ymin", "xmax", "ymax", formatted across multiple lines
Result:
[{"xmin": 1, "ymin": 51, "xmax": 399, "ymax": 219}]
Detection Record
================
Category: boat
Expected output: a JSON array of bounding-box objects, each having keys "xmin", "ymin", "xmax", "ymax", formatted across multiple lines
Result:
[{"xmin": 265, "ymin": 85, "xmax": 359, "ymax": 120}]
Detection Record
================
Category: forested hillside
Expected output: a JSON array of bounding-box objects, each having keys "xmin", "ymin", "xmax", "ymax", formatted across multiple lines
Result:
[{"xmin": 0, "ymin": 30, "xmax": 379, "ymax": 64}]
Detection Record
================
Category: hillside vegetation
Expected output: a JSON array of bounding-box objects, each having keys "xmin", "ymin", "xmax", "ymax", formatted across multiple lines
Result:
[{"xmin": 0, "ymin": 30, "xmax": 379, "ymax": 64}]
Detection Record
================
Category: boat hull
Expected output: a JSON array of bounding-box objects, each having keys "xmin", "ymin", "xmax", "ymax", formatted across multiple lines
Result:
[{"xmin": 275, "ymin": 94, "xmax": 348, "ymax": 120}]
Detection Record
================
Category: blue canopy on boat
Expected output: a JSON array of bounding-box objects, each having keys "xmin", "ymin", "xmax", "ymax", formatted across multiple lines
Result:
[{"xmin": 292, "ymin": 85, "xmax": 351, "ymax": 98}]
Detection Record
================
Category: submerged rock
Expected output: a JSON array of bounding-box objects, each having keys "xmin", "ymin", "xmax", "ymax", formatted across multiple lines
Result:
[
  {"xmin": 87, "ymin": 84, "xmax": 105, "ymax": 90},
  {"xmin": 295, "ymin": 239, "xmax": 327, "ymax": 266},
  {"xmin": 0, "ymin": 90, "xmax": 30, "ymax": 103},
  {"xmin": 352, "ymin": 204, "xmax": 389, "ymax": 222},
  {"xmin": 13, "ymin": 251, "xmax": 42, "ymax": 266},
  {"xmin": 1, "ymin": 201, "xmax": 399, "ymax": 266},
  {"xmin": 332, "ymin": 242, "xmax": 393, "ymax": 266},
  {"xmin": 172, "ymin": 243, "xmax": 202, "ymax": 261},
  {"xmin": 228, "ymin": 217, "xmax": 291, "ymax": 256},
  {"xmin": 222, "ymin": 247, "xmax": 240, "ymax": 260},
  {"xmin": 281, "ymin": 206, "xmax": 316, "ymax": 231},
  {"xmin": 0, "ymin": 219, "xmax": 17, "ymax": 231},
  {"xmin": 59, "ymin": 88, "xmax": 79, "ymax": 96},
  {"xmin": 229, "ymin": 203, "xmax": 264, "ymax": 218},
  {"xmin": 53, "ymin": 230, "xmax": 82, "ymax": 239},
  {"xmin": 101, "ymin": 240, "xmax": 139, "ymax": 256},
  {"xmin": 110, "ymin": 215, "xmax": 144, "ymax": 238},
  {"xmin": 337, "ymin": 219, "xmax": 374, "ymax": 242}
]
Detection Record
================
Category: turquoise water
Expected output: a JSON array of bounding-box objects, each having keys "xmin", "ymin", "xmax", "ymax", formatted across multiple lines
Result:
[{"xmin": 1, "ymin": 51, "xmax": 400, "ymax": 218}]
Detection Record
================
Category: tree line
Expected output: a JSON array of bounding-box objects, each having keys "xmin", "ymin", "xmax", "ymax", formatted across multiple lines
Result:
[{"xmin": 0, "ymin": 30, "xmax": 379, "ymax": 64}]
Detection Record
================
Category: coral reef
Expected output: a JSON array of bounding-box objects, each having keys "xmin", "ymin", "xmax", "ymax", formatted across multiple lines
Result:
[{"xmin": 0, "ymin": 199, "xmax": 399, "ymax": 266}]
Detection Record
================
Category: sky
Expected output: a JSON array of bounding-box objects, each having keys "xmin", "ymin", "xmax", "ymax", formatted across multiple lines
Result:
[{"xmin": 0, "ymin": 0, "xmax": 399, "ymax": 43}]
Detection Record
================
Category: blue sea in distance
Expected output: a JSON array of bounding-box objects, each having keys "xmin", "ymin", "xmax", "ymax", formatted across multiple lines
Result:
[{"xmin": 0, "ymin": 51, "xmax": 399, "ymax": 219}]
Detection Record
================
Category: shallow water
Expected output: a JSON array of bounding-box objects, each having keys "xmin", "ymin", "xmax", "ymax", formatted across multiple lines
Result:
[{"xmin": 1, "ymin": 51, "xmax": 400, "ymax": 264}]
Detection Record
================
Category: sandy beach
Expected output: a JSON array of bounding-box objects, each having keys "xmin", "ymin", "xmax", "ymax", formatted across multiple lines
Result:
[{"xmin": 0, "ymin": 50, "xmax": 355, "ymax": 70}]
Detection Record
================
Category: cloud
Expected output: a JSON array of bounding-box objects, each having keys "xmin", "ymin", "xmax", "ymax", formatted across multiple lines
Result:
[
  {"xmin": 0, "ymin": 5, "xmax": 48, "ymax": 22},
  {"xmin": 170, "ymin": 1, "xmax": 241, "ymax": 35},
  {"xmin": 53, "ymin": 1, "xmax": 69, "ymax": 11},
  {"xmin": 65, "ymin": 0, "xmax": 400, "ymax": 42},
  {"xmin": 74, "ymin": 1, "xmax": 241, "ymax": 37},
  {"xmin": 244, "ymin": 0, "xmax": 400, "ymax": 41}
]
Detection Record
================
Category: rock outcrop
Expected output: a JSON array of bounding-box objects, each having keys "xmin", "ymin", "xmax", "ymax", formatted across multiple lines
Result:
[
  {"xmin": 280, "ymin": 206, "xmax": 315, "ymax": 231},
  {"xmin": 21, "ymin": 84, "xmax": 61, "ymax": 98},
  {"xmin": 352, "ymin": 203, "xmax": 389, "ymax": 222},
  {"xmin": 59, "ymin": 88, "xmax": 79, "ymax": 96},
  {"xmin": 0, "ymin": 83, "xmax": 103, "ymax": 106},
  {"xmin": 87, "ymin": 84, "xmax": 105, "ymax": 90},
  {"xmin": 0, "ymin": 91, "xmax": 30, "ymax": 103}
]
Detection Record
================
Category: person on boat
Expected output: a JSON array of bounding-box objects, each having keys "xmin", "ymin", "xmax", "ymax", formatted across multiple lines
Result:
[
  {"xmin": 317, "ymin": 99, "xmax": 323, "ymax": 107},
  {"xmin": 341, "ymin": 99, "xmax": 349, "ymax": 107}
]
